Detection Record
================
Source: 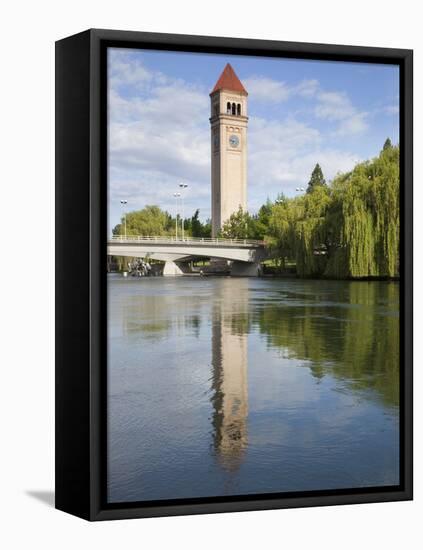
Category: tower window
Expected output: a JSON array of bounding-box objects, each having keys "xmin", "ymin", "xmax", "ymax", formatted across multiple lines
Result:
[
  {"xmin": 227, "ymin": 102, "xmax": 231, "ymax": 114},
  {"xmin": 214, "ymin": 104, "xmax": 219, "ymax": 116},
  {"xmin": 232, "ymin": 102, "xmax": 236, "ymax": 115},
  {"xmin": 237, "ymin": 103, "xmax": 241, "ymax": 116}
]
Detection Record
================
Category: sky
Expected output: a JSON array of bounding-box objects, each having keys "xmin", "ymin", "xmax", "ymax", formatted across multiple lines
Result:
[{"xmin": 108, "ymin": 47, "xmax": 399, "ymax": 232}]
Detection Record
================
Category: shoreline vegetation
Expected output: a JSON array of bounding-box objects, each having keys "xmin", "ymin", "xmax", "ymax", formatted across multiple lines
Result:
[{"xmin": 112, "ymin": 140, "xmax": 399, "ymax": 281}]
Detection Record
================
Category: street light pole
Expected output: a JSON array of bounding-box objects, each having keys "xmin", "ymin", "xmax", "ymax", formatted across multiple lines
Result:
[
  {"xmin": 179, "ymin": 183, "xmax": 188, "ymax": 240},
  {"xmin": 120, "ymin": 199, "xmax": 128, "ymax": 238},
  {"xmin": 173, "ymin": 192, "xmax": 180, "ymax": 240}
]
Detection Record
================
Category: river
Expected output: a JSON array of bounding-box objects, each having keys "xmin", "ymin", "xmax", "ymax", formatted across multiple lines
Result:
[{"xmin": 107, "ymin": 275, "xmax": 399, "ymax": 503}]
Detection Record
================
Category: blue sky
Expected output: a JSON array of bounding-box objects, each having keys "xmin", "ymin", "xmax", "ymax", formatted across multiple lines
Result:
[{"xmin": 108, "ymin": 47, "xmax": 399, "ymax": 232}]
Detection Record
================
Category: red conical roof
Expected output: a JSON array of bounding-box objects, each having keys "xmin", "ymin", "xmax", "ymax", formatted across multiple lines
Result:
[{"xmin": 211, "ymin": 63, "xmax": 248, "ymax": 95}]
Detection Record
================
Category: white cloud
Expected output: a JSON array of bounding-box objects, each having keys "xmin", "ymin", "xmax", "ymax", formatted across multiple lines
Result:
[
  {"xmin": 242, "ymin": 77, "xmax": 319, "ymax": 103},
  {"xmin": 246, "ymin": 117, "xmax": 360, "ymax": 210},
  {"xmin": 315, "ymin": 91, "xmax": 354, "ymax": 120},
  {"xmin": 292, "ymin": 149, "xmax": 360, "ymax": 181},
  {"xmin": 243, "ymin": 76, "xmax": 291, "ymax": 103},
  {"xmin": 241, "ymin": 75, "xmax": 368, "ymax": 137},
  {"xmin": 295, "ymin": 79, "xmax": 320, "ymax": 98},
  {"xmin": 314, "ymin": 90, "xmax": 368, "ymax": 135},
  {"xmin": 248, "ymin": 117, "xmax": 321, "ymax": 186},
  {"xmin": 108, "ymin": 53, "xmax": 211, "ymax": 222},
  {"xmin": 382, "ymin": 104, "xmax": 399, "ymax": 115},
  {"xmin": 108, "ymin": 49, "xmax": 153, "ymax": 91},
  {"xmin": 336, "ymin": 113, "xmax": 368, "ymax": 136},
  {"xmin": 108, "ymin": 51, "xmax": 367, "ymax": 228}
]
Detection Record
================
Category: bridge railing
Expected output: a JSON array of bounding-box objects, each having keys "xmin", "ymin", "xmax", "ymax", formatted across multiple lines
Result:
[{"xmin": 109, "ymin": 235, "xmax": 264, "ymax": 247}]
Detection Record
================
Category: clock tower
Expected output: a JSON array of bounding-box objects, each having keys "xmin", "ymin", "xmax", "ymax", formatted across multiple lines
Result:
[{"xmin": 210, "ymin": 64, "xmax": 248, "ymax": 237}]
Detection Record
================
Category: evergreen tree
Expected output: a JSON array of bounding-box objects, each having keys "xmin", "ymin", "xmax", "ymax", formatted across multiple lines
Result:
[
  {"xmin": 201, "ymin": 219, "xmax": 212, "ymax": 238},
  {"xmin": 253, "ymin": 199, "xmax": 273, "ymax": 240},
  {"xmin": 306, "ymin": 163, "xmax": 326, "ymax": 193},
  {"xmin": 383, "ymin": 137, "xmax": 393, "ymax": 151},
  {"xmin": 190, "ymin": 209, "xmax": 203, "ymax": 237}
]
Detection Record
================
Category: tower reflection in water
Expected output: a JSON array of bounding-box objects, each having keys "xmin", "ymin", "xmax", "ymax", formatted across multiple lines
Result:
[{"xmin": 210, "ymin": 278, "xmax": 249, "ymax": 471}]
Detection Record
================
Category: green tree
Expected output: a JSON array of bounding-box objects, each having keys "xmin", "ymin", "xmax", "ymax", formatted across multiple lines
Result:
[
  {"xmin": 252, "ymin": 199, "xmax": 273, "ymax": 240},
  {"xmin": 324, "ymin": 144, "xmax": 399, "ymax": 278},
  {"xmin": 383, "ymin": 137, "xmax": 393, "ymax": 151},
  {"xmin": 112, "ymin": 205, "xmax": 171, "ymax": 236},
  {"xmin": 190, "ymin": 209, "xmax": 203, "ymax": 237},
  {"xmin": 306, "ymin": 163, "xmax": 326, "ymax": 194},
  {"xmin": 267, "ymin": 142, "xmax": 399, "ymax": 279},
  {"xmin": 181, "ymin": 210, "xmax": 212, "ymax": 238},
  {"xmin": 220, "ymin": 207, "xmax": 255, "ymax": 239},
  {"xmin": 201, "ymin": 219, "xmax": 212, "ymax": 238},
  {"xmin": 294, "ymin": 184, "xmax": 331, "ymax": 277},
  {"xmin": 267, "ymin": 194, "xmax": 298, "ymax": 269}
]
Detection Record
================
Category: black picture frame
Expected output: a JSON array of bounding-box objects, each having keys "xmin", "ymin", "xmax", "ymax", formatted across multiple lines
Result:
[{"xmin": 55, "ymin": 28, "xmax": 413, "ymax": 521}]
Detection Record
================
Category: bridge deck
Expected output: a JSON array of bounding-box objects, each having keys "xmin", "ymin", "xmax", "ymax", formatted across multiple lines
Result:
[{"xmin": 109, "ymin": 236, "xmax": 264, "ymax": 248}]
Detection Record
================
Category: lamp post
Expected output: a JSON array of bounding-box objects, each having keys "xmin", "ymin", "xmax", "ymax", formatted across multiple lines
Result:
[
  {"xmin": 179, "ymin": 183, "xmax": 188, "ymax": 240},
  {"xmin": 120, "ymin": 199, "xmax": 128, "ymax": 238},
  {"xmin": 173, "ymin": 192, "xmax": 181, "ymax": 240}
]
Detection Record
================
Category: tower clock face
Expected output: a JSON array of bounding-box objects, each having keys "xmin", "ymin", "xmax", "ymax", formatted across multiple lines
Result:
[{"xmin": 229, "ymin": 134, "xmax": 240, "ymax": 148}]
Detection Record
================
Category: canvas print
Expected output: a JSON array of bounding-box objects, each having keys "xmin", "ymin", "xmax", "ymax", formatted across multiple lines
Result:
[{"xmin": 106, "ymin": 47, "xmax": 400, "ymax": 504}]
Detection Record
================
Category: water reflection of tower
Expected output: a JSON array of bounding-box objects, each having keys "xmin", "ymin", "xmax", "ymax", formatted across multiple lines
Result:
[{"xmin": 211, "ymin": 279, "xmax": 249, "ymax": 471}]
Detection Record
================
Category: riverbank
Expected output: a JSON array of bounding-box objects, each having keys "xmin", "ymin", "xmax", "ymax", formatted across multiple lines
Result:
[{"xmin": 108, "ymin": 269, "xmax": 400, "ymax": 282}]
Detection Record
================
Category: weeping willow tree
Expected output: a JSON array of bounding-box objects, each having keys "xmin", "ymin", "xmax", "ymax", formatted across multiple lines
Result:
[
  {"xmin": 325, "ymin": 167, "xmax": 378, "ymax": 278},
  {"xmin": 324, "ymin": 144, "xmax": 399, "ymax": 278},
  {"xmin": 293, "ymin": 185, "xmax": 331, "ymax": 277},
  {"xmin": 266, "ymin": 194, "xmax": 299, "ymax": 270},
  {"xmin": 267, "ymin": 183, "xmax": 331, "ymax": 277},
  {"xmin": 267, "ymin": 143, "xmax": 400, "ymax": 279}
]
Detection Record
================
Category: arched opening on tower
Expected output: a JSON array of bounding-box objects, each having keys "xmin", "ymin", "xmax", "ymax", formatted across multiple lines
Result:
[
  {"xmin": 227, "ymin": 102, "xmax": 231, "ymax": 114},
  {"xmin": 237, "ymin": 103, "xmax": 241, "ymax": 116},
  {"xmin": 232, "ymin": 103, "xmax": 236, "ymax": 115}
]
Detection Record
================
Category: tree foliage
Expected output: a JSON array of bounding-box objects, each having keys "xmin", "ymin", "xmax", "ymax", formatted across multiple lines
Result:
[
  {"xmin": 253, "ymin": 199, "xmax": 273, "ymax": 240},
  {"xmin": 112, "ymin": 205, "xmax": 172, "ymax": 236},
  {"xmin": 306, "ymin": 163, "xmax": 326, "ymax": 193},
  {"xmin": 267, "ymin": 143, "xmax": 400, "ymax": 279},
  {"xmin": 220, "ymin": 207, "xmax": 256, "ymax": 239},
  {"xmin": 182, "ymin": 209, "xmax": 212, "ymax": 238},
  {"xmin": 112, "ymin": 205, "xmax": 211, "ymax": 238},
  {"xmin": 383, "ymin": 137, "xmax": 393, "ymax": 151}
]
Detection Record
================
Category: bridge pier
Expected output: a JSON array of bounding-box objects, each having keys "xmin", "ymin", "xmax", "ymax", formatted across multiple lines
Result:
[
  {"xmin": 230, "ymin": 261, "xmax": 262, "ymax": 277},
  {"xmin": 163, "ymin": 260, "xmax": 184, "ymax": 276}
]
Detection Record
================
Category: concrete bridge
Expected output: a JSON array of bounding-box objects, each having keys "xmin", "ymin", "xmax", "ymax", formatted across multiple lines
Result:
[{"xmin": 107, "ymin": 235, "xmax": 268, "ymax": 276}]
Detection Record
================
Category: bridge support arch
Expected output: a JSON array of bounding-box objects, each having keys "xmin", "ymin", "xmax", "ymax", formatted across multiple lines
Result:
[{"xmin": 163, "ymin": 260, "xmax": 184, "ymax": 276}]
